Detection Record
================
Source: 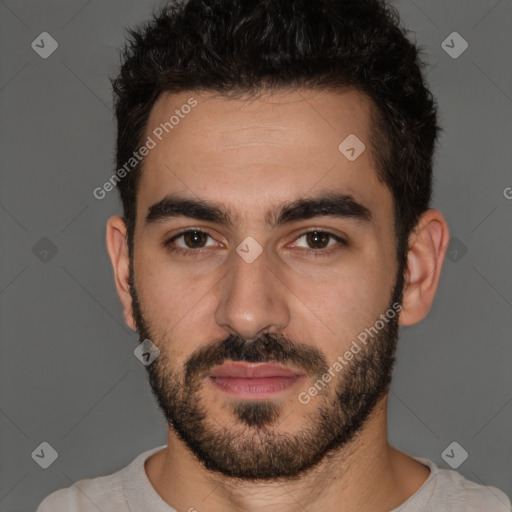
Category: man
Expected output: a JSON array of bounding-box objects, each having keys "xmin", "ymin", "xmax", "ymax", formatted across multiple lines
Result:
[{"xmin": 38, "ymin": 0, "xmax": 511, "ymax": 510}]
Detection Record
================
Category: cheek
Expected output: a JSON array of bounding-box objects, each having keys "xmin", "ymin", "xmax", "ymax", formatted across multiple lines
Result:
[
  {"xmin": 345, "ymin": 263, "xmax": 398, "ymax": 341},
  {"xmin": 135, "ymin": 244, "xmax": 208, "ymax": 307},
  {"xmin": 296, "ymin": 251, "xmax": 395, "ymax": 357},
  {"xmin": 133, "ymin": 249, "xmax": 218, "ymax": 357}
]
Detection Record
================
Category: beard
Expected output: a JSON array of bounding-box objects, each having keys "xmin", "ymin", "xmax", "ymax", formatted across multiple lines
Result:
[{"xmin": 129, "ymin": 261, "xmax": 405, "ymax": 481}]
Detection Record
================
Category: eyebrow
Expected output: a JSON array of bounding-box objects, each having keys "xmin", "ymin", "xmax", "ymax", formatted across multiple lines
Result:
[{"xmin": 145, "ymin": 191, "xmax": 372, "ymax": 228}]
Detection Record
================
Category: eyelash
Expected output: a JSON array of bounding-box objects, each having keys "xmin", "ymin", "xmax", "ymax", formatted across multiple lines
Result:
[{"xmin": 163, "ymin": 228, "xmax": 347, "ymax": 258}]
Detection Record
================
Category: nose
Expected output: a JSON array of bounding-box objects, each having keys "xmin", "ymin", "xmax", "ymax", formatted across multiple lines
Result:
[{"xmin": 214, "ymin": 245, "xmax": 290, "ymax": 340}]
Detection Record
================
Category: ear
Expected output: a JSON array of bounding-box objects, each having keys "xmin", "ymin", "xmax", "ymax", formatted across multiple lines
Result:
[
  {"xmin": 106, "ymin": 215, "xmax": 137, "ymax": 331},
  {"xmin": 399, "ymin": 209, "xmax": 450, "ymax": 326}
]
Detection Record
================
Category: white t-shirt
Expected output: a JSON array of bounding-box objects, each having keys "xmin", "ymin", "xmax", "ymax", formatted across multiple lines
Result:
[{"xmin": 37, "ymin": 445, "xmax": 512, "ymax": 512}]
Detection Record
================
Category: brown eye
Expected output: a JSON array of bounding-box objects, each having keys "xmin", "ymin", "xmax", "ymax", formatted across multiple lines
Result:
[
  {"xmin": 164, "ymin": 229, "xmax": 218, "ymax": 256},
  {"xmin": 292, "ymin": 230, "xmax": 347, "ymax": 258},
  {"xmin": 182, "ymin": 230, "xmax": 209, "ymax": 248},
  {"xmin": 305, "ymin": 231, "xmax": 331, "ymax": 249}
]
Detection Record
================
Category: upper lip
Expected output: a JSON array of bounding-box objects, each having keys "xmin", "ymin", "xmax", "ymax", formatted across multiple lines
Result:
[{"xmin": 209, "ymin": 362, "xmax": 304, "ymax": 378}]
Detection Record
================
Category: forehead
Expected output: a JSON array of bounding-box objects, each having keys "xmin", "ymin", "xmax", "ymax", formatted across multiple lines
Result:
[{"xmin": 138, "ymin": 88, "xmax": 392, "ymax": 226}]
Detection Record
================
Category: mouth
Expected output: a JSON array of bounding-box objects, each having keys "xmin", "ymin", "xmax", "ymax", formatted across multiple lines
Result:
[{"xmin": 209, "ymin": 362, "xmax": 305, "ymax": 399}]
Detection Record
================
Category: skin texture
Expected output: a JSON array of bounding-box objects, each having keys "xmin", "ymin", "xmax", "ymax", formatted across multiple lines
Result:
[{"xmin": 106, "ymin": 88, "xmax": 450, "ymax": 512}]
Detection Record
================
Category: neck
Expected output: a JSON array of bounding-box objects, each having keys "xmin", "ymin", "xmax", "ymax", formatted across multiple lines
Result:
[{"xmin": 145, "ymin": 394, "xmax": 430, "ymax": 512}]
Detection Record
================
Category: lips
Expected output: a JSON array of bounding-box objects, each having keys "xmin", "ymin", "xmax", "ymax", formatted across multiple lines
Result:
[{"xmin": 208, "ymin": 362, "xmax": 305, "ymax": 399}]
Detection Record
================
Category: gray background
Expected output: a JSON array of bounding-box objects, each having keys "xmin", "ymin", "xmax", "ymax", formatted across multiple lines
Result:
[{"xmin": 1, "ymin": 0, "xmax": 511, "ymax": 511}]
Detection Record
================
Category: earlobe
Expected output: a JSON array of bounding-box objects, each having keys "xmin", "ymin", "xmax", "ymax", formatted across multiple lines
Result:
[
  {"xmin": 105, "ymin": 215, "xmax": 137, "ymax": 331},
  {"xmin": 399, "ymin": 210, "xmax": 450, "ymax": 326}
]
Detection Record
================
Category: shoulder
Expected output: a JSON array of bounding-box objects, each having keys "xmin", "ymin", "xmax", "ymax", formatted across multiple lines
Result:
[
  {"xmin": 36, "ymin": 472, "xmax": 126, "ymax": 512},
  {"xmin": 416, "ymin": 457, "xmax": 512, "ymax": 511},
  {"xmin": 36, "ymin": 446, "xmax": 165, "ymax": 512},
  {"xmin": 437, "ymin": 466, "xmax": 511, "ymax": 510}
]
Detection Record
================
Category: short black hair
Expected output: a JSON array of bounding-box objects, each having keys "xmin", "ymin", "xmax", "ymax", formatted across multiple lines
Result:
[{"xmin": 111, "ymin": 0, "xmax": 441, "ymax": 272}]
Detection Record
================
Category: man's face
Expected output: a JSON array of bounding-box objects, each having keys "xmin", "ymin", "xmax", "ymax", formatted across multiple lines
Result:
[{"xmin": 129, "ymin": 89, "xmax": 402, "ymax": 479}]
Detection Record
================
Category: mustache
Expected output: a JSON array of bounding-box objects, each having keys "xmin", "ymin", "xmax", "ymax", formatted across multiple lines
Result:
[{"xmin": 184, "ymin": 333, "xmax": 329, "ymax": 387}]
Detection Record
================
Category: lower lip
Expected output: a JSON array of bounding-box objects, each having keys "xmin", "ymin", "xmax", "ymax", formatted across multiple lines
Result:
[{"xmin": 209, "ymin": 376, "xmax": 303, "ymax": 399}]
